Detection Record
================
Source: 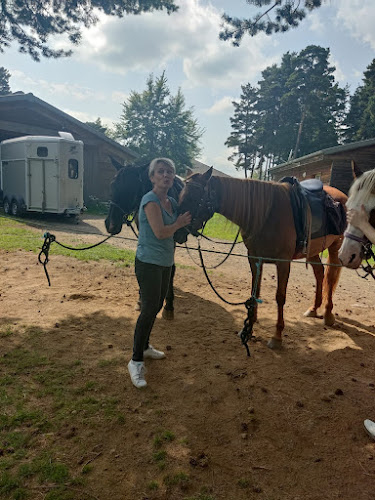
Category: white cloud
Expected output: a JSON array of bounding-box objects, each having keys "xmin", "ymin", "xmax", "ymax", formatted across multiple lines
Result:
[
  {"xmin": 69, "ymin": 0, "xmax": 275, "ymax": 90},
  {"xmin": 336, "ymin": 0, "xmax": 375, "ymax": 49},
  {"xmin": 204, "ymin": 96, "xmax": 234, "ymax": 115},
  {"xmin": 10, "ymin": 70, "xmax": 104, "ymax": 101}
]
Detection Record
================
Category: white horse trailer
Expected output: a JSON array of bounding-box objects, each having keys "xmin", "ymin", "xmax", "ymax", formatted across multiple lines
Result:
[{"xmin": 0, "ymin": 132, "xmax": 84, "ymax": 216}]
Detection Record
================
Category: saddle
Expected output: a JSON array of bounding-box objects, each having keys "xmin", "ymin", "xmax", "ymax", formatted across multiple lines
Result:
[{"xmin": 280, "ymin": 176, "xmax": 346, "ymax": 253}]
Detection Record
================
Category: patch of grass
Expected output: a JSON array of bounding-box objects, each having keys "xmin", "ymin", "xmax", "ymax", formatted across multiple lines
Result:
[
  {"xmin": 237, "ymin": 478, "xmax": 251, "ymax": 488},
  {"xmin": 0, "ymin": 326, "xmax": 14, "ymax": 338},
  {"xmin": 154, "ymin": 429, "xmax": 176, "ymax": 448},
  {"xmin": 147, "ymin": 480, "xmax": 159, "ymax": 491},
  {"xmin": 81, "ymin": 465, "xmax": 93, "ymax": 475},
  {"xmin": 163, "ymin": 471, "xmax": 189, "ymax": 486},
  {"xmin": 0, "ymin": 217, "xmax": 134, "ymax": 265},
  {"xmin": 202, "ymin": 213, "xmax": 242, "ymax": 241},
  {"xmin": 184, "ymin": 494, "xmax": 215, "ymax": 500}
]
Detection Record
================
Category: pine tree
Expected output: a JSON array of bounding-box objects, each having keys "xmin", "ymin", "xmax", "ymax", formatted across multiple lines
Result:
[
  {"xmin": 220, "ymin": 0, "xmax": 323, "ymax": 46},
  {"xmin": 225, "ymin": 84, "xmax": 259, "ymax": 178},
  {"xmin": 0, "ymin": 0, "xmax": 178, "ymax": 61},
  {"xmin": 85, "ymin": 118, "xmax": 108, "ymax": 135},
  {"xmin": 113, "ymin": 72, "xmax": 203, "ymax": 174},
  {"xmin": 345, "ymin": 59, "xmax": 375, "ymax": 142},
  {"xmin": 0, "ymin": 67, "xmax": 11, "ymax": 95}
]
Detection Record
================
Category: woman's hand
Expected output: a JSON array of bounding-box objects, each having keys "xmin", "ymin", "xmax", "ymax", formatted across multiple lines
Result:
[
  {"xmin": 347, "ymin": 205, "xmax": 369, "ymax": 232},
  {"xmin": 176, "ymin": 211, "xmax": 191, "ymax": 229}
]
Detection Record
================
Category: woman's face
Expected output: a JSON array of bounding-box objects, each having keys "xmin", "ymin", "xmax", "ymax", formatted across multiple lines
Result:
[{"xmin": 151, "ymin": 162, "xmax": 175, "ymax": 190}]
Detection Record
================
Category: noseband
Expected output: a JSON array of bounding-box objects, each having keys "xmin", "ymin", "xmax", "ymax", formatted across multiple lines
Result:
[
  {"xmin": 109, "ymin": 200, "xmax": 137, "ymax": 227},
  {"xmin": 344, "ymin": 230, "xmax": 375, "ymax": 279}
]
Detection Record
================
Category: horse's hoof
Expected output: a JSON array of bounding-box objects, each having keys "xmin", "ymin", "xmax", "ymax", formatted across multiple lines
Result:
[
  {"xmin": 304, "ymin": 307, "xmax": 317, "ymax": 318},
  {"xmin": 162, "ymin": 309, "xmax": 174, "ymax": 320},
  {"xmin": 267, "ymin": 337, "xmax": 282, "ymax": 350},
  {"xmin": 324, "ymin": 313, "xmax": 335, "ymax": 327}
]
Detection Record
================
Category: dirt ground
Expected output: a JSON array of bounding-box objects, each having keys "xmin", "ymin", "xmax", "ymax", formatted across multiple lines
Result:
[{"xmin": 2, "ymin": 214, "xmax": 375, "ymax": 499}]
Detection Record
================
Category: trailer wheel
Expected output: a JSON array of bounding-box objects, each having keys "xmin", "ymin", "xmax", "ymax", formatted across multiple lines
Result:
[
  {"xmin": 3, "ymin": 198, "xmax": 10, "ymax": 214},
  {"xmin": 10, "ymin": 199, "xmax": 21, "ymax": 216}
]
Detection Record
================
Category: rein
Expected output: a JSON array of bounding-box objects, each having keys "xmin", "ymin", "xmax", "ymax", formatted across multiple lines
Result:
[
  {"xmin": 38, "ymin": 232, "xmax": 112, "ymax": 286},
  {"xmin": 344, "ymin": 230, "xmax": 375, "ymax": 280},
  {"xmin": 197, "ymin": 239, "xmax": 262, "ymax": 357}
]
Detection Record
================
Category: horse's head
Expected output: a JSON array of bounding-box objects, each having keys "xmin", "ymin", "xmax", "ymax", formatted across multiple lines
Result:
[
  {"xmin": 339, "ymin": 169, "xmax": 375, "ymax": 268},
  {"xmin": 178, "ymin": 167, "xmax": 216, "ymax": 236},
  {"xmin": 105, "ymin": 163, "xmax": 150, "ymax": 235}
]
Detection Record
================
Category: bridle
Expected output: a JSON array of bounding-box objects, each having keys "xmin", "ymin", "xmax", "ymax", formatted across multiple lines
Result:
[
  {"xmin": 182, "ymin": 179, "xmax": 217, "ymax": 235},
  {"xmin": 344, "ymin": 230, "xmax": 375, "ymax": 279}
]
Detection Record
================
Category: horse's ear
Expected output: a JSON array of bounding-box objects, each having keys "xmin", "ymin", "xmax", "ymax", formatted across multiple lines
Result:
[
  {"xmin": 202, "ymin": 166, "xmax": 213, "ymax": 183},
  {"xmin": 110, "ymin": 156, "xmax": 124, "ymax": 171},
  {"xmin": 352, "ymin": 160, "xmax": 364, "ymax": 179}
]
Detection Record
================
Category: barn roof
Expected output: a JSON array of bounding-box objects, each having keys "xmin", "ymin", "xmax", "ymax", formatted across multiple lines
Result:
[
  {"xmin": 0, "ymin": 92, "xmax": 138, "ymax": 159},
  {"xmin": 186, "ymin": 159, "xmax": 231, "ymax": 178},
  {"xmin": 270, "ymin": 137, "xmax": 375, "ymax": 175}
]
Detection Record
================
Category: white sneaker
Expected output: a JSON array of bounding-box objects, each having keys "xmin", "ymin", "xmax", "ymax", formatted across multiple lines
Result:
[
  {"xmin": 143, "ymin": 345, "xmax": 166, "ymax": 360},
  {"xmin": 364, "ymin": 419, "xmax": 375, "ymax": 440},
  {"xmin": 128, "ymin": 360, "xmax": 147, "ymax": 388}
]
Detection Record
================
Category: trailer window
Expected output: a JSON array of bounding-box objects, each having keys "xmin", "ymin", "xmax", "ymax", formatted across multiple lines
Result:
[
  {"xmin": 37, "ymin": 147, "xmax": 48, "ymax": 157},
  {"xmin": 68, "ymin": 159, "xmax": 79, "ymax": 179}
]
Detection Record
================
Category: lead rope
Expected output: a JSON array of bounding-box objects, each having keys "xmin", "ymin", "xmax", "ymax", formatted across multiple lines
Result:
[
  {"xmin": 197, "ymin": 239, "xmax": 262, "ymax": 356},
  {"xmin": 38, "ymin": 232, "xmax": 112, "ymax": 286}
]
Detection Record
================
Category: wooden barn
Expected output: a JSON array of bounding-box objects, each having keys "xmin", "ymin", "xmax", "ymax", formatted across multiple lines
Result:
[
  {"xmin": 269, "ymin": 138, "xmax": 375, "ymax": 194},
  {"xmin": 0, "ymin": 92, "xmax": 138, "ymax": 201}
]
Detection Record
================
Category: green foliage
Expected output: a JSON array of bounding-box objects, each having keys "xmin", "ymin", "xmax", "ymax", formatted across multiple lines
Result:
[
  {"xmin": 226, "ymin": 44, "xmax": 347, "ymax": 175},
  {"xmin": 0, "ymin": 0, "xmax": 178, "ymax": 61},
  {"xmin": 0, "ymin": 66, "xmax": 11, "ymax": 95},
  {"xmin": 220, "ymin": 0, "xmax": 323, "ymax": 46},
  {"xmin": 85, "ymin": 118, "xmax": 108, "ymax": 136},
  {"xmin": 112, "ymin": 72, "xmax": 204, "ymax": 174},
  {"xmin": 345, "ymin": 59, "xmax": 375, "ymax": 142},
  {"xmin": 225, "ymin": 83, "xmax": 259, "ymax": 178}
]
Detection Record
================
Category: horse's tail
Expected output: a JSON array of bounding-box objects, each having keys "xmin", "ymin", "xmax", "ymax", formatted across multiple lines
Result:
[{"xmin": 322, "ymin": 238, "xmax": 342, "ymax": 306}]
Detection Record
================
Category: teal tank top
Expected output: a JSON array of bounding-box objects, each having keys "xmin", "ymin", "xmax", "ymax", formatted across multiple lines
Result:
[{"xmin": 136, "ymin": 191, "xmax": 177, "ymax": 267}]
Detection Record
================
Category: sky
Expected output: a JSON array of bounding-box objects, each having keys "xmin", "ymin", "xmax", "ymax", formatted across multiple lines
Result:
[{"xmin": 2, "ymin": 0, "xmax": 375, "ymax": 177}]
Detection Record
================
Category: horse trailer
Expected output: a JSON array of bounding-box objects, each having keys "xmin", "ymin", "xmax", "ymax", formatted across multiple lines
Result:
[{"xmin": 0, "ymin": 132, "xmax": 84, "ymax": 217}]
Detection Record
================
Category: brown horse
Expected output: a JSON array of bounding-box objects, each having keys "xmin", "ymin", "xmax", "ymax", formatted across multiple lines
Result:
[{"xmin": 178, "ymin": 168, "xmax": 347, "ymax": 349}]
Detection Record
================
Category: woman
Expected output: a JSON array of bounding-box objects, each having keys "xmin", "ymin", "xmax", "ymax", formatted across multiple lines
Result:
[
  {"xmin": 347, "ymin": 205, "xmax": 375, "ymax": 440},
  {"xmin": 128, "ymin": 158, "xmax": 191, "ymax": 388}
]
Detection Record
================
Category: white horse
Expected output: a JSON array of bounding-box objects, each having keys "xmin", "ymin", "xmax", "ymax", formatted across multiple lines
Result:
[{"xmin": 339, "ymin": 169, "xmax": 375, "ymax": 269}]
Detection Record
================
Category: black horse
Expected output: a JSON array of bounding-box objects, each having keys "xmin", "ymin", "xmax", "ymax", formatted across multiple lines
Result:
[{"xmin": 104, "ymin": 157, "xmax": 188, "ymax": 319}]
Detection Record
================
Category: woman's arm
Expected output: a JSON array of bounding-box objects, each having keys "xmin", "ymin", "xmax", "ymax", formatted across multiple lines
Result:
[
  {"xmin": 144, "ymin": 202, "xmax": 191, "ymax": 240},
  {"xmin": 347, "ymin": 205, "xmax": 375, "ymax": 244}
]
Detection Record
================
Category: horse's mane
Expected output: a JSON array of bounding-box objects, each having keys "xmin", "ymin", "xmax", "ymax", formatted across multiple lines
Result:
[
  {"xmin": 213, "ymin": 177, "xmax": 289, "ymax": 236},
  {"xmin": 347, "ymin": 169, "xmax": 375, "ymax": 209}
]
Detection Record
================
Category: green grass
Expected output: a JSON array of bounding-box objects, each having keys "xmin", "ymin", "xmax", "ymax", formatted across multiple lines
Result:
[
  {"xmin": 0, "ymin": 325, "xmax": 129, "ymax": 499},
  {"xmin": 201, "ymin": 213, "xmax": 242, "ymax": 241},
  {"xmin": 0, "ymin": 217, "xmax": 134, "ymax": 265}
]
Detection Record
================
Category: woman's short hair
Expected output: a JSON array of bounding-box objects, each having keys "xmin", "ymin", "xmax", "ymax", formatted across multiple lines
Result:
[{"xmin": 148, "ymin": 158, "xmax": 176, "ymax": 178}]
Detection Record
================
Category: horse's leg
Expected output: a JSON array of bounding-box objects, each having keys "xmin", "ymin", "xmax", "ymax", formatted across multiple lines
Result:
[
  {"xmin": 268, "ymin": 261, "xmax": 291, "ymax": 350},
  {"xmin": 304, "ymin": 254, "xmax": 324, "ymax": 318},
  {"xmin": 248, "ymin": 257, "xmax": 263, "ymax": 322},
  {"xmin": 162, "ymin": 264, "xmax": 175, "ymax": 320},
  {"xmin": 322, "ymin": 238, "xmax": 342, "ymax": 326}
]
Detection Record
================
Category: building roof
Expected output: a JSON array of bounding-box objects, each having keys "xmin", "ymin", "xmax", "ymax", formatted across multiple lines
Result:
[
  {"xmin": 187, "ymin": 159, "xmax": 231, "ymax": 178},
  {"xmin": 0, "ymin": 92, "xmax": 138, "ymax": 158},
  {"xmin": 270, "ymin": 137, "xmax": 375, "ymax": 174}
]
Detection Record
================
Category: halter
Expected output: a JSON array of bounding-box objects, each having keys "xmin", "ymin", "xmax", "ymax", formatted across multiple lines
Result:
[
  {"xmin": 109, "ymin": 200, "xmax": 138, "ymax": 236},
  {"xmin": 344, "ymin": 230, "xmax": 375, "ymax": 279}
]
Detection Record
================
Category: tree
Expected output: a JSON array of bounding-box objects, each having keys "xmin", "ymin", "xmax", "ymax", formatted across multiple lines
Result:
[
  {"xmin": 256, "ymin": 45, "xmax": 346, "ymax": 160},
  {"xmin": 0, "ymin": 67, "xmax": 11, "ymax": 95},
  {"xmin": 85, "ymin": 118, "xmax": 108, "ymax": 135},
  {"xmin": 220, "ymin": 0, "xmax": 323, "ymax": 46},
  {"xmin": 0, "ymin": 0, "xmax": 178, "ymax": 61},
  {"xmin": 225, "ymin": 84, "xmax": 260, "ymax": 178},
  {"xmin": 113, "ymin": 72, "xmax": 203, "ymax": 174},
  {"xmin": 345, "ymin": 59, "xmax": 375, "ymax": 142}
]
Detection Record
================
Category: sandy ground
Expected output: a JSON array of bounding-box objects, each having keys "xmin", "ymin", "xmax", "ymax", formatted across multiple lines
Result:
[{"xmin": 1, "ymin": 214, "xmax": 375, "ymax": 499}]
